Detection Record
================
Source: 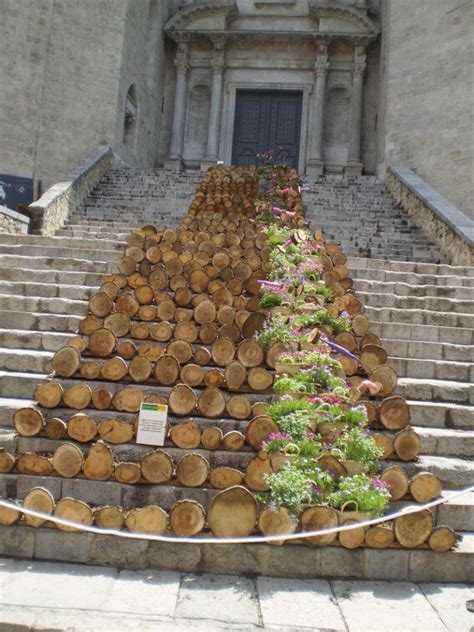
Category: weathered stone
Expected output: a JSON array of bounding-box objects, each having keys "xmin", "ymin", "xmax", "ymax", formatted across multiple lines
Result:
[{"xmin": 0, "ymin": 525, "xmax": 35, "ymax": 558}]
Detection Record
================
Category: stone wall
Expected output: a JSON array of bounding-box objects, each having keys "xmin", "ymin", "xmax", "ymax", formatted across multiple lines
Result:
[
  {"xmin": 0, "ymin": 0, "xmax": 176, "ymax": 193},
  {"xmin": 386, "ymin": 167, "xmax": 474, "ymax": 266},
  {"xmin": 28, "ymin": 148, "xmax": 117, "ymax": 236},
  {"xmin": 0, "ymin": 207, "xmax": 29, "ymax": 235},
  {"xmin": 378, "ymin": 0, "xmax": 473, "ymax": 219}
]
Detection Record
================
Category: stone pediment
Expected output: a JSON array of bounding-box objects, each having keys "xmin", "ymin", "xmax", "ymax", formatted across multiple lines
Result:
[{"xmin": 165, "ymin": 0, "xmax": 378, "ymax": 38}]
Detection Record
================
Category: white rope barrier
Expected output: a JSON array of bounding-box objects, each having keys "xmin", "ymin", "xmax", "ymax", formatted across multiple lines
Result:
[{"xmin": 0, "ymin": 485, "xmax": 472, "ymax": 545}]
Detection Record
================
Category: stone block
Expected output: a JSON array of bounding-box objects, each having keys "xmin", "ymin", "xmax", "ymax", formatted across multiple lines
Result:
[
  {"xmin": 16, "ymin": 475, "xmax": 62, "ymax": 500},
  {"xmin": 34, "ymin": 528, "xmax": 90, "ymax": 563},
  {"xmin": 408, "ymin": 549, "xmax": 474, "ymax": 583},
  {"xmin": 365, "ymin": 548, "xmax": 409, "ymax": 581},
  {"xmin": 200, "ymin": 543, "xmax": 261, "ymax": 576},
  {"xmin": 320, "ymin": 545, "xmax": 367, "ymax": 579},
  {"xmin": 146, "ymin": 541, "xmax": 201, "ymax": 572},
  {"xmin": 0, "ymin": 525, "xmax": 35, "ymax": 558},
  {"xmin": 61, "ymin": 478, "xmax": 122, "ymax": 506},
  {"xmin": 87, "ymin": 534, "xmax": 150, "ymax": 570},
  {"xmin": 253, "ymin": 542, "xmax": 321, "ymax": 578}
]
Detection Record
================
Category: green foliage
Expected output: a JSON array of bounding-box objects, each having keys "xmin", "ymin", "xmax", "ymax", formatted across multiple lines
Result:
[
  {"xmin": 294, "ymin": 310, "xmax": 350, "ymax": 334},
  {"xmin": 260, "ymin": 293, "xmax": 283, "ymax": 308},
  {"xmin": 274, "ymin": 366, "xmax": 346, "ymax": 396},
  {"xmin": 277, "ymin": 410, "xmax": 313, "ymax": 441},
  {"xmin": 255, "ymin": 317, "xmax": 292, "ymax": 350},
  {"xmin": 327, "ymin": 475, "xmax": 391, "ymax": 515},
  {"xmin": 266, "ymin": 398, "xmax": 317, "ymax": 422},
  {"xmin": 265, "ymin": 467, "xmax": 310, "ymax": 517},
  {"xmin": 335, "ymin": 427, "xmax": 382, "ymax": 465}
]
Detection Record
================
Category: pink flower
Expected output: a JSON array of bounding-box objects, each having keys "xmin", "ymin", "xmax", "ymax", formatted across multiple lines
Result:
[{"xmin": 361, "ymin": 380, "xmax": 381, "ymax": 395}]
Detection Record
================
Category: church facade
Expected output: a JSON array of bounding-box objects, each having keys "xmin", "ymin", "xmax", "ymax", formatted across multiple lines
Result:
[{"xmin": 0, "ymin": 0, "xmax": 471, "ymax": 216}]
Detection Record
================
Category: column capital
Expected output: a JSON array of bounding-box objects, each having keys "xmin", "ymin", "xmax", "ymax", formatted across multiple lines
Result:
[
  {"xmin": 314, "ymin": 44, "xmax": 329, "ymax": 78},
  {"xmin": 170, "ymin": 32, "xmax": 190, "ymax": 74},
  {"xmin": 208, "ymin": 34, "xmax": 226, "ymax": 73},
  {"xmin": 353, "ymin": 44, "xmax": 367, "ymax": 77}
]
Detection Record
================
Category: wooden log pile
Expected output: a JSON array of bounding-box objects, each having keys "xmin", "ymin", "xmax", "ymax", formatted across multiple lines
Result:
[{"xmin": 0, "ymin": 165, "xmax": 457, "ymax": 551}]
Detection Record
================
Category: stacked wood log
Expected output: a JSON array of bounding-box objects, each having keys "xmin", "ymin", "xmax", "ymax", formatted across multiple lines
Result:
[{"xmin": 0, "ymin": 165, "xmax": 456, "ymax": 550}]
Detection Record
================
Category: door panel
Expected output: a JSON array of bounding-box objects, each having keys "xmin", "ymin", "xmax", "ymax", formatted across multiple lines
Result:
[{"xmin": 232, "ymin": 90, "xmax": 302, "ymax": 169}]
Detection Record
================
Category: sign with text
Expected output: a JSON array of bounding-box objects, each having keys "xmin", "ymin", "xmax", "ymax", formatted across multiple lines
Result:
[{"xmin": 136, "ymin": 403, "xmax": 168, "ymax": 446}]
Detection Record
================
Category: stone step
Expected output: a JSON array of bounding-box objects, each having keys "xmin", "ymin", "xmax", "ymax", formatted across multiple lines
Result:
[
  {"xmin": 0, "ymin": 254, "xmax": 114, "ymax": 274},
  {"xmin": 1, "ymin": 393, "xmax": 471, "ymax": 459},
  {"xmin": 397, "ymin": 377, "xmax": 473, "ymax": 405},
  {"xmin": 0, "ymin": 423, "xmax": 473, "ymax": 488},
  {"xmin": 0, "ymin": 456, "xmax": 473, "ymax": 530},
  {"xmin": 349, "ymin": 267, "xmax": 474, "ymax": 287},
  {"xmin": 370, "ymin": 321, "xmax": 474, "ymax": 345},
  {"xmin": 364, "ymin": 306, "xmax": 474, "ymax": 329},
  {"xmin": 0, "ymin": 244, "xmax": 119, "ymax": 263},
  {"xmin": 1, "ymin": 524, "xmax": 472, "ymax": 581},
  {"xmin": 0, "ymin": 280, "xmax": 93, "ymax": 301},
  {"xmin": 0, "ymin": 233, "xmax": 123, "ymax": 252},
  {"xmin": 0, "ymin": 294, "xmax": 87, "ymax": 317},
  {"xmin": 0, "ymin": 266, "xmax": 104, "ymax": 286},
  {"xmin": 358, "ymin": 292, "xmax": 474, "ymax": 314},
  {"xmin": 347, "ymin": 257, "xmax": 474, "ymax": 277},
  {"xmin": 0, "ymin": 329, "xmax": 71, "ymax": 352},
  {"xmin": 384, "ymin": 339, "xmax": 474, "ymax": 363},
  {"xmin": 353, "ymin": 279, "xmax": 474, "ymax": 300},
  {"xmin": 390, "ymin": 357, "xmax": 473, "ymax": 382},
  {"xmin": 408, "ymin": 401, "xmax": 474, "ymax": 430},
  {"xmin": 0, "ymin": 311, "xmax": 81, "ymax": 333}
]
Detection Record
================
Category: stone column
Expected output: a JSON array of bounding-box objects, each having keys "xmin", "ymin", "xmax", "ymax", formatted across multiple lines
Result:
[
  {"xmin": 346, "ymin": 45, "xmax": 367, "ymax": 177},
  {"xmin": 306, "ymin": 43, "xmax": 329, "ymax": 180},
  {"xmin": 201, "ymin": 36, "xmax": 226, "ymax": 171},
  {"xmin": 165, "ymin": 34, "xmax": 190, "ymax": 171}
]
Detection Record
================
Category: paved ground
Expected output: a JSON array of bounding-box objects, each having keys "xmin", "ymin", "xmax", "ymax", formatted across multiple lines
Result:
[{"xmin": 0, "ymin": 558, "xmax": 472, "ymax": 631}]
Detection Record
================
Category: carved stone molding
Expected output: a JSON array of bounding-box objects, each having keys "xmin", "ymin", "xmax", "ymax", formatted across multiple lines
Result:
[
  {"xmin": 353, "ymin": 44, "xmax": 367, "ymax": 77},
  {"xmin": 209, "ymin": 34, "xmax": 227, "ymax": 72},
  {"xmin": 308, "ymin": 0, "xmax": 378, "ymax": 35},
  {"xmin": 314, "ymin": 43, "xmax": 329, "ymax": 78},
  {"xmin": 165, "ymin": 1, "xmax": 238, "ymax": 32}
]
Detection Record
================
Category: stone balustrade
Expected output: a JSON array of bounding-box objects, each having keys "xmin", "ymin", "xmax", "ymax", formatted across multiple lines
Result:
[
  {"xmin": 385, "ymin": 167, "xmax": 474, "ymax": 266},
  {"xmin": 0, "ymin": 205, "xmax": 30, "ymax": 235},
  {"xmin": 28, "ymin": 147, "xmax": 118, "ymax": 236}
]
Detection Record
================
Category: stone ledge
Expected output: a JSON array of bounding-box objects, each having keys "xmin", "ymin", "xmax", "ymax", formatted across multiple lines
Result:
[
  {"xmin": 28, "ymin": 147, "xmax": 119, "ymax": 236},
  {"xmin": 0, "ymin": 526, "xmax": 472, "ymax": 582},
  {"xmin": 386, "ymin": 167, "xmax": 474, "ymax": 265},
  {"xmin": 0, "ymin": 205, "xmax": 30, "ymax": 235}
]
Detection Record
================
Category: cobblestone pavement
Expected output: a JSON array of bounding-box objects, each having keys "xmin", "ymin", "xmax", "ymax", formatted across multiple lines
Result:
[{"xmin": 0, "ymin": 558, "xmax": 472, "ymax": 631}]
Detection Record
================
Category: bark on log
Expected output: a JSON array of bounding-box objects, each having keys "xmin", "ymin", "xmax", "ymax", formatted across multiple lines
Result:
[
  {"xmin": 394, "ymin": 509, "xmax": 434, "ymax": 548},
  {"xmin": 301, "ymin": 506, "xmax": 339, "ymax": 547},
  {"xmin": 63, "ymin": 384, "xmax": 92, "ymax": 410},
  {"xmin": 52, "ymin": 346, "xmax": 81, "ymax": 377},
  {"xmin": 409, "ymin": 472, "xmax": 443, "ymax": 503},
  {"xmin": 67, "ymin": 413, "xmax": 98, "ymax": 443},
  {"xmin": 114, "ymin": 461, "xmax": 142, "ymax": 485},
  {"xmin": 175, "ymin": 453, "xmax": 210, "ymax": 487},
  {"xmin": 13, "ymin": 407, "xmax": 44, "ymax": 437},
  {"xmin": 381, "ymin": 465, "xmax": 409, "ymax": 500},
  {"xmin": 379, "ymin": 396, "xmax": 410, "ymax": 430},
  {"xmin": 125, "ymin": 506, "xmax": 168, "ymax": 534},
  {"xmin": 169, "ymin": 421, "xmax": 201, "ymax": 449},
  {"xmin": 23, "ymin": 487, "xmax": 55, "ymax": 528},
  {"xmin": 244, "ymin": 453, "xmax": 273, "ymax": 490},
  {"xmin": 140, "ymin": 450, "xmax": 174, "ymax": 484},
  {"xmin": 83, "ymin": 440, "xmax": 114, "ymax": 481},
  {"xmin": 54, "ymin": 498, "xmax": 94, "ymax": 532},
  {"xmin": 170, "ymin": 500, "xmax": 206, "ymax": 536},
  {"xmin": 52, "ymin": 443, "xmax": 84, "ymax": 478},
  {"xmin": 428, "ymin": 526, "xmax": 457, "ymax": 552},
  {"xmin": 207, "ymin": 486, "xmax": 257, "ymax": 537},
  {"xmin": 169, "ymin": 383, "xmax": 197, "ymax": 416},
  {"xmin": 0, "ymin": 449, "xmax": 15, "ymax": 473},
  {"xmin": 95, "ymin": 505, "xmax": 124, "ymax": 530},
  {"xmin": 34, "ymin": 382, "xmax": 63, "ymax": 409}
]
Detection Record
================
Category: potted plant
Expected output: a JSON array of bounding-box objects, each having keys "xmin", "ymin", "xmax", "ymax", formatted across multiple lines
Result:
[
  {"xmin": 334, "ymin": 426, "xmax": 382, "ymax": 474},
  {"xmin": 327, "ymin": 474, "xmax": 391, "ymax": 521}
]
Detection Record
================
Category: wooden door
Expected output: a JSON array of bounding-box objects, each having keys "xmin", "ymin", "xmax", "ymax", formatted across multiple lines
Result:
[{"xmin": 232, "ymin": 90, "xmax": 302, "ymax": 169}]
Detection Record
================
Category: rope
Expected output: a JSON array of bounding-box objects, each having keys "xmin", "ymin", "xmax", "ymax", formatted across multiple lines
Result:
[{"xmin": 0, "ymin": 485, "xmax": 472, "ymax": 545}]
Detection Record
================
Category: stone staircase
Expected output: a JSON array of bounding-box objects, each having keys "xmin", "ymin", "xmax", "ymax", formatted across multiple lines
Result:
[
  {"xmin": 0, "ymin": 169, "xmax": 472, "ymax": 581},
  {"xmin": 303, "ymin": 176, "xmax": 445, "ymax": 262}
]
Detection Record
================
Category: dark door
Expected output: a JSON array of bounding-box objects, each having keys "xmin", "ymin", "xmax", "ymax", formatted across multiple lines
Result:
[{"xmin": 232, "ymin": 90, "xmax": 302, "ymax": 169}]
